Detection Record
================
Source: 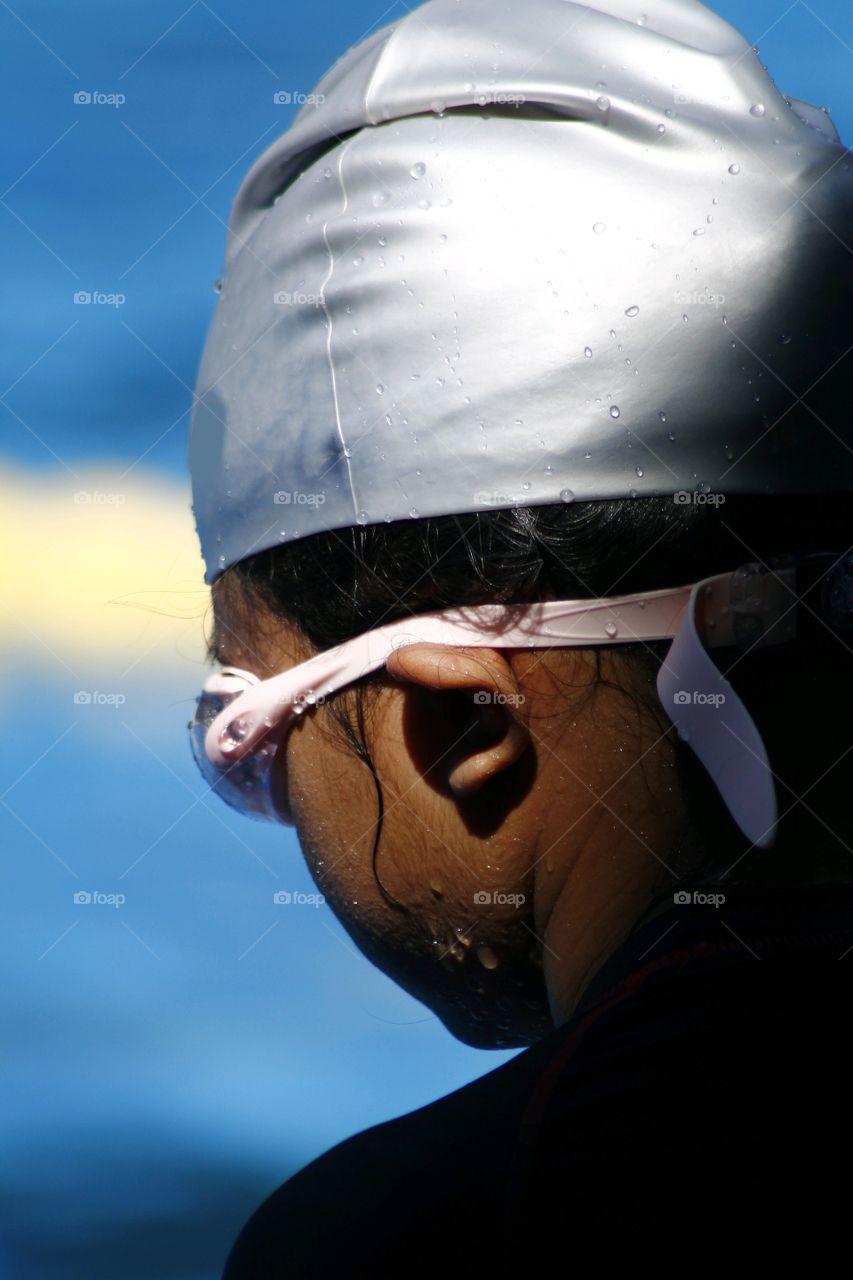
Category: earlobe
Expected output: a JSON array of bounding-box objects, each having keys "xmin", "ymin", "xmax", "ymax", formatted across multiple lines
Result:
[{"xmin": 447, "ymin": 704, "xmax": 530, "ymax": 798}]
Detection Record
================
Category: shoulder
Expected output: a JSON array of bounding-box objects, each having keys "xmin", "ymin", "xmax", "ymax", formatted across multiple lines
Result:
[{"xmin": 222, "ymin": 1033, "xmax": 567, "ymax": 1279}]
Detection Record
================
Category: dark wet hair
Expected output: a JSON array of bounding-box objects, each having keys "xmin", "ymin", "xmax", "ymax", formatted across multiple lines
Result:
[{"xmin": 214, "ymin": 493, "xmax": 853, "ymax": 903}]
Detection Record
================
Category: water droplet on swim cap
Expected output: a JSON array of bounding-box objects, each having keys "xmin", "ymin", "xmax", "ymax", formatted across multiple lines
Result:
[
  {"xmin": 596, "ymin": 95, "xmax": 610, "ymax": 112},
  {"xmin": 610, "ymin": 405, "xmax": 621, "ymax": 419},
  {"xmin": 625, "ymin": 305, "xmax": 640, "ymax": 317},
  {"xmin": 604, "ymin": 621, "xmax": 618, "ymax": 637},
  {"xmin": 750, "ymin": 103, "xmax": 766, "ymax": 117},
  {"xmin": 190, "ymin": 0, "xmax": 853, "ymax": 585},
  {"xmin": 560, "ymin": 488, "xmax": 575, "ymax": 503}
]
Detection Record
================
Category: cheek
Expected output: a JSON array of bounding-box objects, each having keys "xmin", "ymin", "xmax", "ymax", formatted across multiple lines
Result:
[
  {"xmin": 283, "ymin": 708, "xmax": 384, "ymax": 903},
  {"xmin": 282, "ymin": 700, "xmax": 552, "ymax": 1047}
]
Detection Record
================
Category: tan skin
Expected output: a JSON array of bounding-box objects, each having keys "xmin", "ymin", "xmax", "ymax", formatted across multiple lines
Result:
[{"xmin": 213, "ymin": 581, "xmax": 691, "ymax": 1049}]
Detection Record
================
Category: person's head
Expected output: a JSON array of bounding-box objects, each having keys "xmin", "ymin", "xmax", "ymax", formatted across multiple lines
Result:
[
  {"xmin": 206, "ymin": 492, "xmax": 853, "ymax": 1048},
  {"xmin": 189, "ymin": 0, "xmax": 853, "ymax": 1048}
]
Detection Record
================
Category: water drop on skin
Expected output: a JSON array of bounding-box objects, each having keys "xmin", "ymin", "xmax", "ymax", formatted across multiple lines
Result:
[{"xmin": 476, "ymin": 945, "xmax": 500, "ymax": 971}]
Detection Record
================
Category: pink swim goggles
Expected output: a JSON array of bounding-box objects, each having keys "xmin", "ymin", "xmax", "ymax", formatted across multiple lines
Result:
[{"xmin": 189, "ymin": 552, "xmax": 853, "ymax": 850}]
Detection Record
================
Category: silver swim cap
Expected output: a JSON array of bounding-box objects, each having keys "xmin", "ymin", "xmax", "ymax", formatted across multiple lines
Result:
[{"xmin": 189, "ymin": 0, "xmax": 853, "ymax": 584}]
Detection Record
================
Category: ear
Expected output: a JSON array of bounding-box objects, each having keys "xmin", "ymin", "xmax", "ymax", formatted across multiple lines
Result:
[{"xmin": 384, "ymin": 643, "xmax": 531, "ymax": 798}]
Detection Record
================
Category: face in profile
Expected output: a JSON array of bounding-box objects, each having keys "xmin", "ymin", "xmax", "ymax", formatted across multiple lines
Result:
[{"xmin": 213, "ymin": 586, "xmax": 682, "ymax": 1049}]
